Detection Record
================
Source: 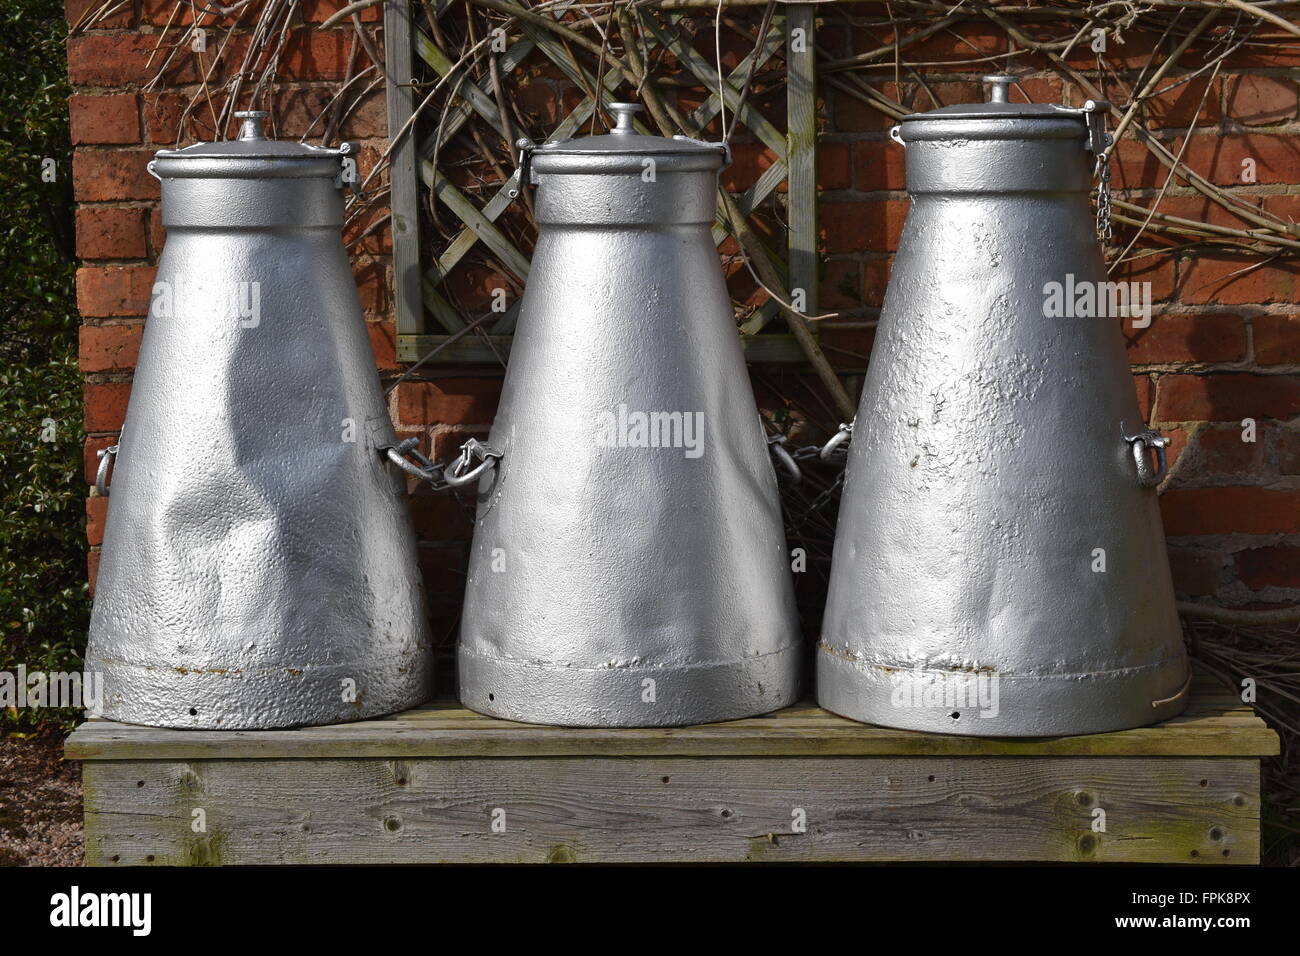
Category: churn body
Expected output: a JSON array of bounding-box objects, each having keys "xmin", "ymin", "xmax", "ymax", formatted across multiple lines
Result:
[
  {"xmin": 818, "ymin": 83, "xmax": 1190, "ymax": 736},
  {"xmin": 457, "ymin": 105, "xmax": 802, "ymax": 727},
  {"xmin": 86, "ymin": 113, "xmax": 433, "ymax": 729}
]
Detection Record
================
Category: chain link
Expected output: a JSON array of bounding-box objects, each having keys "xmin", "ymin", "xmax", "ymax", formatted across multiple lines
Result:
[{"xmin": 1095, "ymin": 151, "xmax": 1113, "ymax": 246}]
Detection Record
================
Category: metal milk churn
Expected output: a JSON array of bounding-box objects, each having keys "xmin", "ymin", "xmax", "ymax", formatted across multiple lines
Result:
[
  {"xmin": 86, "ymin": 111, "xmax": 434, "ymax": 729},
  {"xmin": 456, "ymin": 103, "xmax": 802, "ymax": 727},
  {"xmin": 817, "ymin": 77, "xmax": 1190, "ymax": 737}
]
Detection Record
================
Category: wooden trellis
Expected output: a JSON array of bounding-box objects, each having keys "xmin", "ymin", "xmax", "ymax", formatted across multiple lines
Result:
[{"xmin": 384, "ymin": 0, "xmax": 821, "ymax": 364}]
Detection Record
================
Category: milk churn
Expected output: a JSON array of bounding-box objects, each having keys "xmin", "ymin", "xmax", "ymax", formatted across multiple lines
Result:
[
  {"xmin": 818, "ymin": 77, "xmax": 1190, "ymax": 737},
  {"xmin": 454, "ymin": 103, "xmax": 802, "ymax": 727},
  {"xmin": 86, "ymin": 111, "xmax": 434, "ymax": 729}
]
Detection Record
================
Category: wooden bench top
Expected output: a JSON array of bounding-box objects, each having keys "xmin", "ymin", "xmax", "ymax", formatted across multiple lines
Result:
[{"xmin": 66, "ymin": 674, "xmax": 1278, "ymax": 761}]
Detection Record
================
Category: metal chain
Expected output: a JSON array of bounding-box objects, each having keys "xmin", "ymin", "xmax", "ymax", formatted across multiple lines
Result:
[{"xmin": 1095, "ymin": 151, "xmax": 1113, "ymax": 246}]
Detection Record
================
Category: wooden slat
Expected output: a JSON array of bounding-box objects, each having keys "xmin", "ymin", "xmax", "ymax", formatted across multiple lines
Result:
[
  {"xmin": 81, "ymin": 755, "xmax": 1261, "ymax": 864},
  {"xmin": 65, "ymin": 686, "xmax": 1279, "ymax": 761},
  {"xmin": 785, "ymin": 4, "xmax": 818, "ymax": 320},
  {"xmin": 384, "ymin": 0, "xmax": 423, "ymax": 336}
]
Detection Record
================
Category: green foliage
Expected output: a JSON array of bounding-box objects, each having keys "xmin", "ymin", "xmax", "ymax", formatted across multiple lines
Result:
[{"xmin": 0, "ymin": 0, "xmax": 88, "ymax": 731}]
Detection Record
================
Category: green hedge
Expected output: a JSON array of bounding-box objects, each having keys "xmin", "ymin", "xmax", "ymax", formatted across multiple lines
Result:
[{"xmin": 0, "ymin": 0, "xmax": 88, "ymax": 732}]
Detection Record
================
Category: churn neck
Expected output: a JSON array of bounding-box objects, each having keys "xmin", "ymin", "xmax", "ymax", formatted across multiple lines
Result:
[
  {"xmin": 151, "ymin": 111, "xmax": 357, "ymax": 230},
  {"xmin": 521, "ymin": 102, "xmax": 729, "ymax": 227},
  {"xmin": 892, "ymin": 75, "xmax": 1111, "ymax": 194}
]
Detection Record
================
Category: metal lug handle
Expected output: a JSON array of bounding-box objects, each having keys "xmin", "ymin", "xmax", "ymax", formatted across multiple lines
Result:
[
  {"xmin": 1125, "ymin": 428, "xmax": 1168, "ymax": 488},
  {"xmin": 95, "ymin": 444, "xmax": 119, "ymax": 497},
  {"xmin": 385, "ymin": 437, "xmax": 438, "ymax": 482},
  {"xmin": 767, "ymin": 435, "xmax": 802, "ymax": 483},
  {"xmin": 508, "ymin": 137, "xmax": 535, "ymax": 198},
  {"xmin": 444, "ymin": 438, "xmax": 502, "ymax": 489},
  {"xmin": 820, "ymin": 421, "xmax": 855, "ymax": 461},
  {"xmin": 889, "ymin": 125, "xmax": 904, "ymax": 147}
]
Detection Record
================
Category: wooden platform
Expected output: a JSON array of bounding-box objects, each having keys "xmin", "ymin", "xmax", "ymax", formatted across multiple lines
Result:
[{"xmin": 66, "ymin": 674, "xmax": 1279, "ymax": 865}]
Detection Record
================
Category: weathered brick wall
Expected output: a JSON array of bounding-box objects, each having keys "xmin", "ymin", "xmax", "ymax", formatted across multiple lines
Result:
[{"xmin": 71, "ymin": 3, "xmax": 1300, "ymax": 629}]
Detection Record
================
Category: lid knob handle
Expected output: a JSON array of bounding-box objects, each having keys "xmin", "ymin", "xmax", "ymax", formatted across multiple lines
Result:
[
  {"xmin": 608, "ymin": 102, "xmax": 643, "ymax": 135},
  {"xmin": 235, "ymin": 110, "xmax": 270, "ymax": 141},
  {"xmin": 982, "ymin": 74, "xmax": 1018, "ymax": 104}
]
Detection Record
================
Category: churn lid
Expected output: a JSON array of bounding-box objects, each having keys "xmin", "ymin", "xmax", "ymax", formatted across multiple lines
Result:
[
  {"xmin": 150, "ymin": 111, "xmax": 357, "ymax": 179},
  {"xmin": 526, "ymin": 102, "xmax": 729, "ymax": 176},
  {"xmin": 896, "ymin": 75, "xmax": 1109, "ymax": 150}
]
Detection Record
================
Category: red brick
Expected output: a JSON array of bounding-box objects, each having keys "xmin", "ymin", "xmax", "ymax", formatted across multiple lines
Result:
[
  {"xmin": 301, "ymin": 0, "xmax": 382, "ymax": 23},
  {"xmin": 906, "ymin": 26, "xmax": 1006, "ymax": 63},
  {"xmin": 366, "ymin": 321, "xmax": 396, "ymax": 372},
  {"xmin": 66, "ymin": 0, "xmax": 131, "ymax": 27},
  {"xmin": 1179, "ymin": 133, "xmax": 1297, "ymax": 187},
  {"xmin": 76, "ymin": 265, "xmax": 156, "ymax": 318},
  {"xmin": 1279, "ymin": 426, "xmax": 1300, "ymax": 475},
  {"xmin": 1134, "ymin": 374, "xmax": 1155, "ymax": 421},
  {"xmin": 70, "ymin": 94, "xmax": 140, "ymax": 145},
  {"xmin": 83, "ymin": 382, "xmax": 132, "ymax": 433},
  {"xmin": 141, "ymin": 0, "xmax": 196, "ymax": 25},
  {"xmin": 86, "ymin": 496, "xmax": 108, "ymax": 547},
  {"xmin": 1224, "ymin": 75, "xmax": 1298, "ymax": 126},
  {"xmin": 354, "ymin": 261, "xmax": 390, "ymax": 315},
  {"xmin": 1195, "ymin": 423, "xmax": 1269, "ymax": 474},
  {"xmin": 1235, "ymin": 545, "xmax": 1300, "ymax": 590},
  {"xmin": 854, "ymin": 139, "xmax": 906, "ymax": 192},
  {"xmin": 1161, "ymin": 486, "xmax": 1300, "ymax": 535},
  {"xmin": 344, "ymin": 205, "xmax": 390, "ymax": 256},
  {"xmin": 73, "ymin": 149, "xmax": 160, "ymax": 202},
  {"xmin": 1123, "ymin": 313, "xmax": 1247, "ymax": 364},
  {"xmin": 87, "ymin": 550, "xmax": 100, "ymax": 597},
  {"xmin": 149, "ymin": 206, "xmax": 165, "ymax": 255},
  {"xmin": 821, "ymin": 326, "xmax": 875, "ymax": 368},
  {"xmin": 84, "ymin": 435, "xmax": 118, "ymax": 485},
  {"xmin": 80, "ymin": 323, "xmax": 143, "ymax": 372},
  {"xmin": 832, "ymin": 82, "xmax": 902, "ymax": 133},
  {"xmin": 863, "ymin": 256, "xmax": 891, "ymax": 309},
  {"xmin": 396, "ymin": 379, "xmax": 501, "ymax": 427},
  {"xmin": 1167, "ymin": 546, "xmax": 1224, "ymax": 597},
  {"xmin": 722, "ymin": 144, "xmax": 780, "ymax": 193},
  {"xmin": 821, "ymin": 199, "xmax": 909, "ymax": 254},
  {"xmin": 816, "ymin": 142, "xmax": 852, "ymax": 191},
  {"xmin": 281, "ymin": 29, "xmax": 358, "ymax": 82},
  {"xmin": 1180, "ymin": 254, "xmax": 1300, "ymax": 305},
  {"xmin": 1253, "ymin": 314, "xmax": 1300, "ymax": 364},
  {"xmin": 142, "ymin": 92, "xmax": 218, "ymax": 146},
  {"xmin": 1112, "ymin": 252, "xmax": 1177, "ymax": 304},
  {"xmin": 75, "ymin": 205, "xmax": 148, "ymax": 260},
  {"xmin": 67, "ymin": 34, "xmax": 195, "ymax": 86},
  {"xmin": 1156, "ymin": 372, "xmax": 1300, "ymax": 423},
  {"xmin": 819, "ymin": 258, "xmax": 862, "ymax": 310},
  {"xmin": 1144, "ymin": 77, "xmax": 1220, "ymax": 129}
]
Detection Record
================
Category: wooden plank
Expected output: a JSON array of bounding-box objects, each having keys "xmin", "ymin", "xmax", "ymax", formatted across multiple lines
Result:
[
  {"xmin": 397, "ymin": 332, "xmax": 815, "ymax": 363},
  {"xmin": 786, "ymin": 4, "xmax": 818, "ymax": 320},
  {"xmin": 65, "ymin": 688, "xmax": 1280, "ymax": 761},
  {"xmin": 384, "ymin": 0, "xmax": 424, "ymax": 336},
  {"xmin": 81, "ymin": 755, "xmax": 1261, "ymax": 864}
]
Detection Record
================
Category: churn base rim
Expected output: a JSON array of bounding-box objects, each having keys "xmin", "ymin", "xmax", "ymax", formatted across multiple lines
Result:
[
  {"xmin": 457, "ymin": 642, "xmax": 803, "ymax": 728},
  {"xmin": 86, "ymin": 652, "xmax": 435, "ymax": 730},
  {"xmin": 815, "ymin": 648, "xmax": 1191, "ymax": 738}
]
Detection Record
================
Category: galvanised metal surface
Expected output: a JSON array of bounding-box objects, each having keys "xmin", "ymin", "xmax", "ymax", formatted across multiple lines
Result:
[
  {"xmin": 457, "ymin": 104, "xmax": 802, "ymax": 727},
  {"xmin": 86, "ymin": 112, "xmax": 433, "ymax": 730},
  {"xmin": 818, "ymin": 79, "xmax": 1190, "ymax": 737}
]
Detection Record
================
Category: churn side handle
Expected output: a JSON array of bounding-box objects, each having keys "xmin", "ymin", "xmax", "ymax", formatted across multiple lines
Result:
[
  {"xmin": 1123, "ymin": 427, "xmax": 1169, "ymax": 489},
  {"xmin": 383, "ymin": 436, "xmax": 503, "ymax": 491},
  {"xmin": 819, "ymin": 420, "xmax": 855, "ymax": 461},
  {"xmin": 95, "ymin": 444, "xmax": 119, "ymax": 497},
  {"xmin": 766, "ymin": 434, "xmax": 802, "ymax": 483}
]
